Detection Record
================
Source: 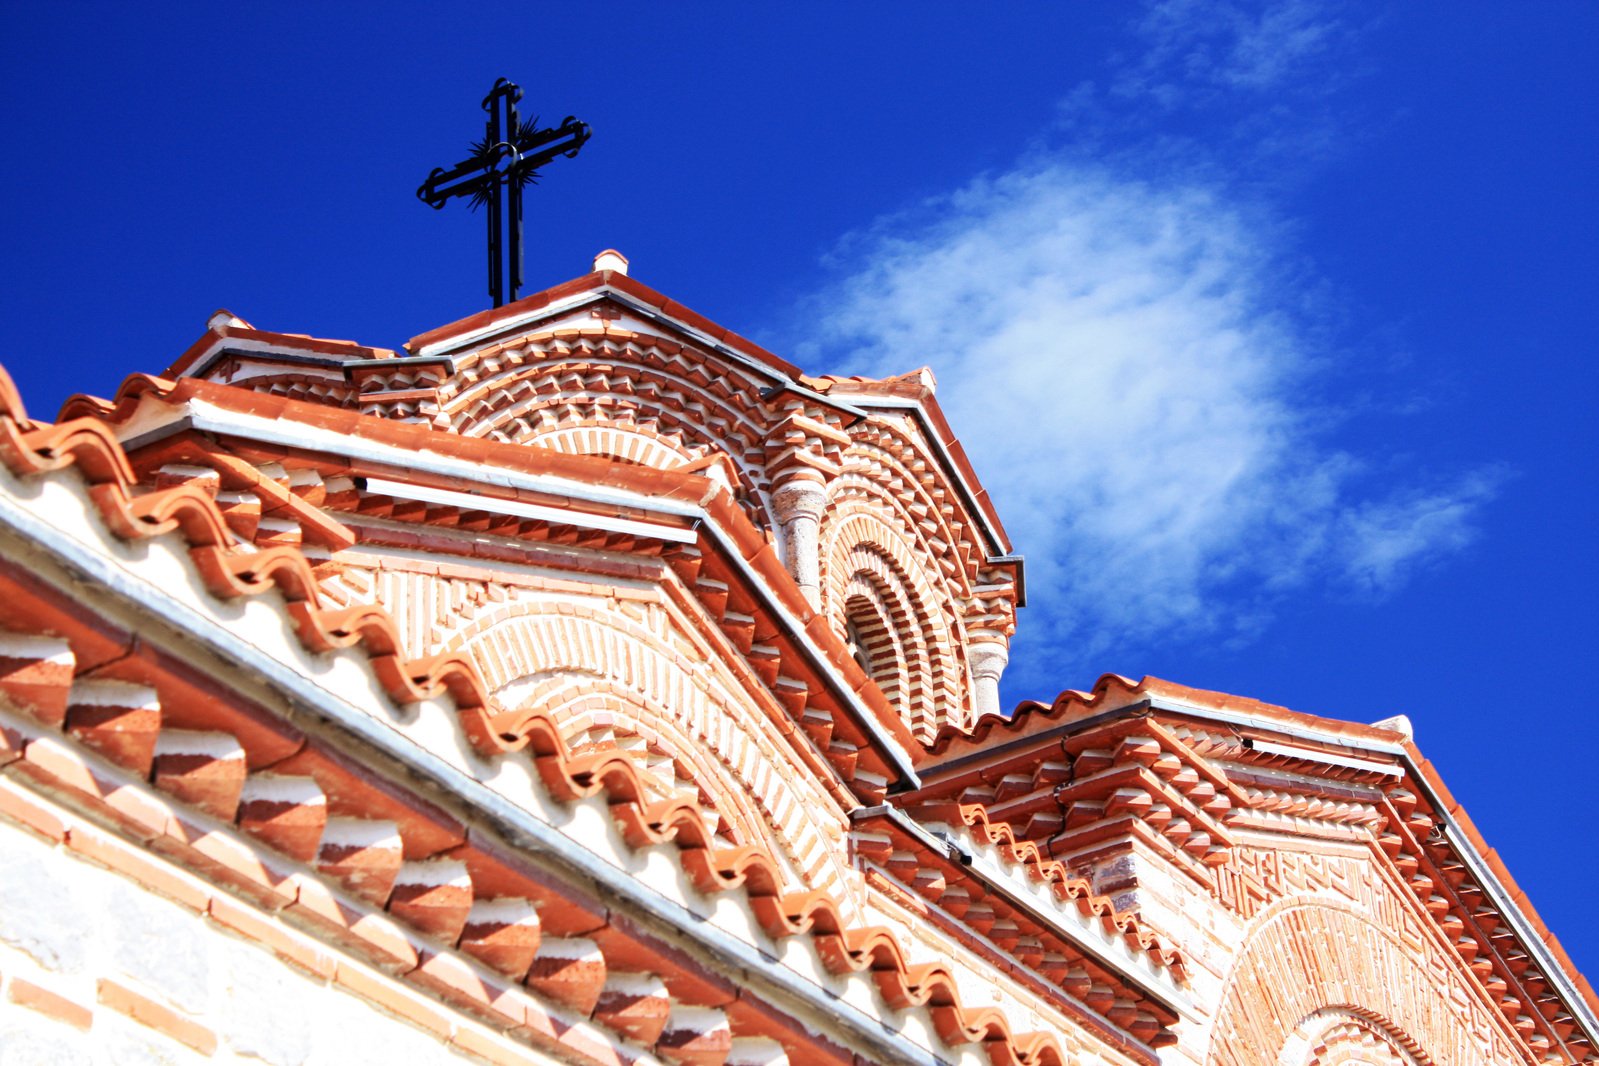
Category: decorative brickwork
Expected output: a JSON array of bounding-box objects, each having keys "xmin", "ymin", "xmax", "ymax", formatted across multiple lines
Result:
[
  {"xmin": 1209, "ymin": 901, "xmax": 1518, "ymax": 1065},
  {"xmin": 821, "ymin": 509, "xmax": 966, "ymax": 740},
  {"xmin": 4, "ymin": 262, "xmax": 1593, "ymax": 1065},
  {"xmin": 446, "ymin": 601, "xmax": 856, "ymax": 895}
]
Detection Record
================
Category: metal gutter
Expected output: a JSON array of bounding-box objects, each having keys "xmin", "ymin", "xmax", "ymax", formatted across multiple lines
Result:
[
  {"xmin": 358, "ymin": 476, "xmax": 699, "ymax": 545},
  {"xmin": 1243, "ymin": 739, "xmax": 1402, "ymax": 777},
  {"xmin": 919, "ymin": 692, "xmax": 1414, "ymax": 787},
  {"xmin": 139, "ymin": 401, "xmax": 707, "ymax": 520}
]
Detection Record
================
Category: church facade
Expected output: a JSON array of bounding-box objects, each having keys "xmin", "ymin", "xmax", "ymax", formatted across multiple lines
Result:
[{"xmin": 0, "ymin": 252, "xmax": 1592, "ymax": 1065}]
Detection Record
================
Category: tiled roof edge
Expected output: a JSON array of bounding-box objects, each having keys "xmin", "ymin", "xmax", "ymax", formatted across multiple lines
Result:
[{"xmin": 0, "ymin": 363, "xmax": 1163, "ymax": 1066}]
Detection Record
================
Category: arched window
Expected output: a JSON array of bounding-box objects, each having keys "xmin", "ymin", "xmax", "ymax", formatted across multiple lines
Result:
[
  {"xmin": 843, "ymin": 611, "xmax": 874, "ymax": 676},
  {"xmin": 842, "ymin": 585, "xmax": 907, "ymax": 713}
]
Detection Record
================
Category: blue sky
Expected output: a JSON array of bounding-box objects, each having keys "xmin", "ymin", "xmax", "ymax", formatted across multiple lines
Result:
[{"xmin": 3, "ymin": 4, "xmax": 1595, "ymax": 979}]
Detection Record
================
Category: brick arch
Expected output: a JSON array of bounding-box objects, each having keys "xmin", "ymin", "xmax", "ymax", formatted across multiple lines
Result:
[
  {"xmin": 1281, "ymin": 1009, "xmax": 1419, "ymax": 1066},
  {"xmin": 842, "ymin": 576, "xmax": 908, "ymax": 711},
  {"xmin": 440, "ymin": 601, "xmax": 855, "ymax": 900},
  {"xmin": 515, "ymin": 422, "xmax": 698, "ymax": 470},
  {"xmin": 820, "ymin": 506, "xmax": 967, "ymax": 740},
  {"xmin": 497, "ymin": 675, "xmax": 767, "ymax": 852},
  {"xmin": 826, "ymin": 462, "xmax": 980, "ymax": 630},
  {"xmin": 1206, "ymin": 899, "xmax": 1521, "ymax": 1066},
  {"xmin": 441, "ymin": 343, "xmax": 774, "ymax": 523},
  {"xmin": 827, "ymin": 468, "xmax": 975, "ymax": 606},
  {"xmin": 841, "ymin": 420, "xmax": 986, "ymax": 596}
]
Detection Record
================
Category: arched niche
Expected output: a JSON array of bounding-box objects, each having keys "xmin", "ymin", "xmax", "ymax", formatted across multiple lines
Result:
[
  {"xmin": 439, "ymin": 335, "xmax": 776, "ymax": 526},
  {"xmin": 1279, "ymin": 1009, "xmax": 1420, "ymax": 1066},
  {"xmin": 820, "ymin": 505, "xmax": 968, "ymax": 741},
  {"xmin": 440, "ymin": 600, "xmax": 856, "ymax": 900},
  {"xmin": 1206, "ymin": 899, "xmax": 1521, "ymax": 1066},
  {"xmin": 519, "ymin": 423, "xmax": 697, "ymax": 470}
]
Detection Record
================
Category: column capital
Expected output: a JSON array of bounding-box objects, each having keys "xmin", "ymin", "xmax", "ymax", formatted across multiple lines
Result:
[
  {"xmin": 967, "ymin": 636, "xmax": 1010, "ymax": 720},
  {"xmin": 770, "ymin": 475, "xmax": 828, "ymax": 524}
]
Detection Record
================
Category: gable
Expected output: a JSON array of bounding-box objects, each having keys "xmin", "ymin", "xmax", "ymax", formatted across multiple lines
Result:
[
  {"xmin": 910, "ymin": 675, "xmax": 1599, "ymax": 1063},
  {"xmin": 159, "ymin": 261, "xmax": 1024, "ymax": 742}
]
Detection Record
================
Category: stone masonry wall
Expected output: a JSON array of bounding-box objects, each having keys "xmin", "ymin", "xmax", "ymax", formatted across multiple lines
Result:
[{"xmin": 0, "ymin": 789, "xmax": 566, "ymax": 1066}]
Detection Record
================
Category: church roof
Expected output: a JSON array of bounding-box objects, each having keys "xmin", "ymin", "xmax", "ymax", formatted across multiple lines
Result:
[
  {"xmin": 0, "ymin": 361, "xmax": 1189, "ymax": 1064},
  {"xmin": 2, "ymin": 263, "xmax": 1594, "ymax": 1063},
  {"xmin": 157, "ymin": 261, "xmax": 1015, "ymax": 563}
]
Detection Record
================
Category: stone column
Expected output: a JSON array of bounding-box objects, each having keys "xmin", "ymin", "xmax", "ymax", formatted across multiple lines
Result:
[
  {"xmin": 967, "ymin": 637, "xmax": 1010, "ymax": 720},
  {"xmin": 771, "ymin": 474, "xmax": 828, "ymax": 610}
]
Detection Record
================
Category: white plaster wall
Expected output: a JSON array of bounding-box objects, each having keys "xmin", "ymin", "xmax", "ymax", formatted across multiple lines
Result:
[{"xmin": 0, "ymin": 814, "xmax": 562, "ymax": 1066}]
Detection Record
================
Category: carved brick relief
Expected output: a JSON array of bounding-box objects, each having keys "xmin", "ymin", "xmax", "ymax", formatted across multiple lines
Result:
[
  {"xmin": 1208, "ymin": 897, "xmax": 1522, "ymax": 1065},
  {"xmin": 446, "ymin": 599, "xmax": 858, "ymax": 901}
]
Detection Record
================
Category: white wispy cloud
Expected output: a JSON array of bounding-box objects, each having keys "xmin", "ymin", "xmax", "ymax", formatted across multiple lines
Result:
[
  {"xmin": 1122, "ymin": 0, "xmax": 1348, "ymax": 101},
  {"xmin": 788, "ymin": 1, "xmax": 1497, "ymax": 690}
]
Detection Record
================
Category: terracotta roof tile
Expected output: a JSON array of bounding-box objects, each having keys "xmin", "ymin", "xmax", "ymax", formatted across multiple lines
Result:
[{"xmin": 0, "ymin": 361, "xmax": 1145, "ymax": 1065}]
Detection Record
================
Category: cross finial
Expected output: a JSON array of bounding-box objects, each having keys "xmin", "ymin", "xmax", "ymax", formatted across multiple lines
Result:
[{"xmin": 417, "ymin": 78, "xmax": 591, "ymax": 308}]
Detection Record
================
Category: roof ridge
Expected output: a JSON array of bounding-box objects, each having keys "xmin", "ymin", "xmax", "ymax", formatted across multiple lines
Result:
[{"xmin": 925, "ymin": 672, "xmax": 1145, "ymax": 755}]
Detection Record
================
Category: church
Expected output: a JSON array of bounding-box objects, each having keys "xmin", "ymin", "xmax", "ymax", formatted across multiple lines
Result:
[{"xmin": 0, "ymin": 248, "xmax": 1593, "ymax": 1064}]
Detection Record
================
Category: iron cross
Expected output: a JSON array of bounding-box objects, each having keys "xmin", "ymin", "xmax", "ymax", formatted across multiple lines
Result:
[{"xmin": 417, "ymin": 78, "xmax": 591, "ymax": 308}]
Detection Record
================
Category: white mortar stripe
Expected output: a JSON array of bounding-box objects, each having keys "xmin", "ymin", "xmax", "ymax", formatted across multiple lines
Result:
[
  {"xmin": 0, "ymin": 632, "xmax": 72, "ymax": 663},
  {"xmin": 67, "ymin": 680, "xmax": 160, "ymax": 709},
  {"xmin": 362, "ymin": 477, "xmax": 697, "ymax": 545},
  {"xmin": 153, "ymin": 730, "xmax": 246, "ymax": 759},
  {"xmin": 394, "ymin": 859, "xmax": 471, "ymax": 888},
  {"xmin": 240, "ymin": 775, "xmax": 326, "ymax": 805}
]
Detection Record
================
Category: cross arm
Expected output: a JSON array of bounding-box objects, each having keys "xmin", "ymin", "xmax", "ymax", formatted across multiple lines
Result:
[
  {"xmin": 505, "ymin": 117, "xmax": 592, "ymax": 179},
  {"xmin": 416, "ymin": 158, "xmax": 496, "ymax": 209}
]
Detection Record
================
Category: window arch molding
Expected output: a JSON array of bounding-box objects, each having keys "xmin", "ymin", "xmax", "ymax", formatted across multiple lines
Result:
[{"xmin": 820, "ymin": 504, "xmax": 968, "ymax": 740}]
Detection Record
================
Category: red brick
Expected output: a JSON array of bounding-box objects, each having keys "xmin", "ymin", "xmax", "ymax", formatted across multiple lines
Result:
[
  {"xmin": 0, "ymin": 718, "xmax": 23, "ymax": 765},
  {"xmin": 236, "ymin": 774, "xmax": 327, "ymax": 863},
  {"xmin": 151, "ymin": 734, "xmax": 247, "ymax": 822},
  {"xmin": 20, "ymin": 735, "xmax": 103, "ymax": 798},
  {"xmin": 0, "ymin": 640, "xmax": 74, "ymax": 727},
  {"xmin": 8, "ymin": 977, "xmax": 93, "ymax": 1031},
  {"xmin": 406, "ymin": 949, "xmax": 496, "ymax": 1012},
  {"xmin": 285, "ymin": 873, "xmax": 419, "ymax": 973},
  {"xmin": 64, "ymin": 820, "xmax": 209, "ymax": 913},
  {"xmin": 458, "ymin": 897, "xmax": 541, "ymax": 979},
  {"xmin": 100, "ymin": 783, "xmax": 180, "ymax": 842},
  {"xmin": 208, "ymin": 893, "xmax": 336, "ymax": 979},
  {"xmin": 181, "ymin": 827, "xmax": 297, "ymax": 909},
  {"xmin": 333, "ymin": 962, "xmax": 453, "ymax": 1039},
  {"xmin": 449, "ymin": 1024, "xmax": 545, "ymax": 1066},
  {"xmin": 556, "ymin": 1020, "xmax": 629, "ymax": 1066},
  {"xmin": 65, "ymin": 702, "xmax": 160, "ymax": 776},
  {"xmin": 525, "ymin": 938, "xmax": 606, "ymax": 1015},
  {"xmin": 0, "ymin": 775, "xmax": 69, "ymax": 841},
  {"xmin": 350, "ymin": 912, "xmax": 423, "ymax": 973},
  {"xmin": 387, "ymin": 859, "xmax": 472, "ymax": 943},
  {"xmin": 97, "ymin": 977, "xmax": 217, "ymax": 1054}
]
